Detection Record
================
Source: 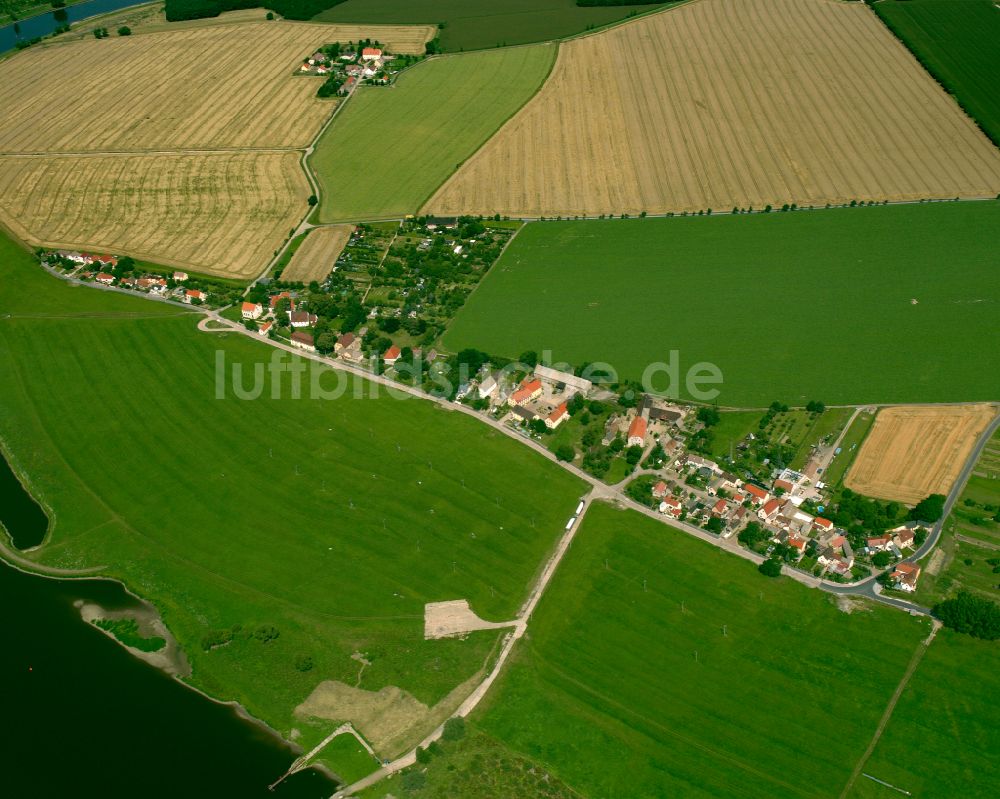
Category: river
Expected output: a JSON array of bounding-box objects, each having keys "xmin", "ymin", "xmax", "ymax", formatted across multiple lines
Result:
[
  {"xmin": 0, "ymin": 0, "xmax": 147, "ymax": 53},
  {"xmin": 0, "ymin": 447, "xmax": 336, "ymax": 796}
]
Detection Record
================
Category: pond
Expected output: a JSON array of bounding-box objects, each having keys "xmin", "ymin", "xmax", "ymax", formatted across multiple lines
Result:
[{"xmin": 0, "ymin": 449, "xmax": 48, "ymax": 549}]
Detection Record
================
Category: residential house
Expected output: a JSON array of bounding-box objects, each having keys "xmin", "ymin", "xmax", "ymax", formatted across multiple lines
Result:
[
  {"xmin": 290, "ymin": 331, "xmax": 315, "ymax": 352},
  {"xmin": 269, "ymin": 291, "xmax": 292, "ymax": 312},
  {"xmin": 478, "ymin": 374, "xmax": 498, "ymax": 400},
  {"xmin": 511, "ymin": 405, "xmax": 537, "ymax": 423},
  {"xmin": 95, "ymin": 273, "xmax": 115, "ymax": 284},
  {"xmin": 259, "ymin": 320, "xmax": 273, "ymax": 337},
  {"xmin": 652, "ymin": 481, "xmax": 669, "ymax": 499},
  {"xmin": 242, "ymin": 302, "xmax": 263, "ymax": 320},
  {"xmin": 340, "ymin": 76, "xmax": 356, "ymax": 95},
  {"xmin": 866, "ymin": 536, "xmax": 891, "ymax": 554},
  {"xmin": 627, "ymin": 415, "xmax": 647, "ymax": 447},
  {"xmin": 683, "ymin": 454, "xmax": 720, "ymax": 474},
  {"xmin": 813, "ymin": 517, "xmax": 834, "ymax": 534},
  {"xmin": 288, "ymin": 311, "xmax": 317, "ymax": 328},
  {"xmin": 890, "ymin": 562, "xmax": 921, "ymax": 592},
  {"xmin": 545, "ymin": 402, "xmax": 569, "ymax": 430},
  {"xmin": 361, "ymin": 47, "xmax": 383, "ymax": 61},
  {"xmin": 758, "ymin": 498, "xmax": 781, "ymax": 523},
  {"xmin": 888, "ymin": 525, "xmax": 917, "ymax": 549},
  {"xmin": 336, "ymin": 332, "xmax": 362, "ymax": 362},
  {"xmin": 508, "ymin": 378, "xmax": 543, "ymax": 407},
  {"xmin": 712, "ymin": 499, "xmax": 731, "ymax": 519},
  {"xmin": 173, "ymin": 271, "xmax": 189, "ymax": 282},
  {"xmin": 92, "ymin": 254, "xmax": 117, "ymax": 268},
  {"xmin": 184, "ymin": 289, "xmax": 207, "ymax": 304},
  {"xmin": 658, "ymin": 495, "xmax": 682, "ymax": 518},
  {"xmin": 383, "ymin": 344, "xmax": 402, "ymax": 365},
  {"xmin": 743, "ymin": 484, "xmax": 769, "ymax": 506},
  {"xmin": 773, "ymin": 478, "xmax": 794, "ymax": 495}
]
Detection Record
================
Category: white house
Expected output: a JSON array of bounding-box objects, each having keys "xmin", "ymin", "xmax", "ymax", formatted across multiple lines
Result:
[
  {"xmin": 241, "ymin": 301, "xmax": 263, "ymax": 320},
  {"xmin": 361, "ymin": 47, "xmax": 383, "ymax": 61},
  {"xmin": 545, "ymin": 402, "xmax": 569, "ymax": 430}
]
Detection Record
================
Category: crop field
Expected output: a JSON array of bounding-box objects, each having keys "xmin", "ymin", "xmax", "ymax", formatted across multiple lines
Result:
[
  {"xmin": 466, "ymin": 503, "xmax": 929, "ymax": 798},
  {"xmin": 0, "ymin": 151, "xmax": 310, "ymax": 278},
  {"xmin": 0, "ymin": 21, "xmax": 425, "ymax": 152},
  {"xmin": 845, "ymin": 405, "xmax": 996, "ymax": 504},
  {"xmin": 442, "ymin": 203, "xmax": 1000, "ymax": 407},
  {"xmin": 425, "ymin": 0, "xmax": 1000, "ymax": 218},
  {"xmin": 875, "ymin": 0, "xmax": 1000, "ymax": 146},
  {"xmin": 317, "ymin": 0, "xmax": 671, "ymax": 52},
  {"xmin": 280, "ymin": 224, "xmax": 354, "ymax": 283},
  {"xmin": 0, "ymin": 232, "xmax": 584, "ymax": 773},
  {"xmin": 847, "ymin": 631, "xmax": 1000, "ymax": 799},
  {"xmin": 311, "ymin": 44, "xmax": 555, "ymax": 221}
]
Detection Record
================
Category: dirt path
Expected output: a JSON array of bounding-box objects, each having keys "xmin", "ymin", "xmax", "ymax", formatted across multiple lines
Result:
[{"xmin": 838, "ymin": 620, "xmax": 941, "ymax": 799}]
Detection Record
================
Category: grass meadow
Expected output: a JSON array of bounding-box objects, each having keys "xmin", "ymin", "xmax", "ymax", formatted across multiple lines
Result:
[
  {"xmin": 875, "ymin": 0, "xmax": 1000, "ymax": 145},
  {"xmin": 464, "ymin": 503, "xmax": 929, "ymax": 799},
  {"xmin": 848, "ymin": 630, "xmax": 1000, "ymax": 799},
  {"xmin": 315, "ymin": 0, "xmax": 672, "ymax": 52},
  {"xmin": 0, "ymin": 232, "xmax": 584, "ymax": 774},
  {"xmin": 443, "ymin": 203, "xmax": 1000, "ymax": 407},
  {"xmin": 311, "ymin": 45, "xmax": 555, "ymax": 221}
]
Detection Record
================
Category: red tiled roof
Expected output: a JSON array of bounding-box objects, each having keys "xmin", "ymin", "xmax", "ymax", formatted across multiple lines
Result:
[
  {"xmin": 814, "ymin": 517, "xmax": 833, "ymax": 530},
  {"xmin": 241, "ymin": 302, "xmax": 259, "ymax": 312},
  {"xmin": 547, "ymin": 402, "xmax": 568, "ymax": 422},
  {"xmin": 383, "ymin": 345, "xmax": 401, "ymax": 361},
  {"xmin": 744, "ymin": 484, "xmax": 768, "ymax": 501},
  {"xmin": 761, "ymin": 499, "xmax": 780, "ymax": 516},
  {"xmin": 627, "ymin": 416, "xmax": 647, "ymax": 440}
]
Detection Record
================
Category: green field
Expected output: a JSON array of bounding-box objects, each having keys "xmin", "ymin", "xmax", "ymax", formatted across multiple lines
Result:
[
  {"xmin": 875, "ymin": 0, "xmax": 1000, "ymax": 145},
  {"xmin": 315, "ymin": 0, "xmax": 671, "ymax": 52},
  {"xmin": 0, "ymin": 232, "xmax": 584, "ymax": 774},
  {"xmin": 823, "ymin": 410, "xmax": 877, "ymax": 488},
  {"xmin": 443, "ymin": 203, "xmax": 1000, "ymax": 406},
  {"xmin": 453, "ymin": 503, "xmax": 929, "ymax": 798},
  {"xmin": 311, "ymin": 45, "xmax": 555, "ymax": 221},
  {"xmin": 848, "ymin": 630, "xmax": 1000, "ymax": 799}
]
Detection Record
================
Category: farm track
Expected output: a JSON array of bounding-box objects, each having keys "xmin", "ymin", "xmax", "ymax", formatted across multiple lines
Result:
[{"xmin": 425, "ymin": 0, "xmax": 1000, "ymax": 217}]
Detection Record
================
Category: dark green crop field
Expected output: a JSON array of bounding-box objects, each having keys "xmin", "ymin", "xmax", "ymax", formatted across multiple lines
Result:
[
  {"xmin": 315, "ymin": 0, "xmax": 671, "ymax": 52},
  {"xmin": 463, "ymin": 503, "xmax": 930, "ymax": 798},
  {"xmin": 443, "ymin": 202, "xmax": 1000, "ymax": 407},
  {"xmin": 0, "ymin": 232, "xmax": 583, "ymax": 775},
  {"xmin": 875, "ymin": 0, "xmax": 1000, "ymax": 146}
]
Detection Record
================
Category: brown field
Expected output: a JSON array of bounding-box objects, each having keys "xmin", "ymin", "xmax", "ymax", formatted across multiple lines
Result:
[
  {"xmin": 281, "ymin": 225, "xmax": 354, "ymax": 283},
  {"xmin": 425, "ymin": 0, "xmax": 1000, "ymax": 218},
  {"xmin": 845, "ymin": 405, "xmax": 997, "ymax": 504},
  {"xmin": 0, "ymin": 152, "xmax": 310, "ymax": 278},
  {"xmin": 0, "ymin": 20, "xmax": 434, "ymax": 152}
]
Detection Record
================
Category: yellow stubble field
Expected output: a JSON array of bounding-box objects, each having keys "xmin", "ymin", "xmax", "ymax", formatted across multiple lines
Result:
[
  {"xmin": 0, "ymin": 151, "xmax": 311, "ymax": 278},
  {"xmin": 281, "ymin": 225, "xmax": 354, "ymax": 283},
  {"xmin": 845, "ymin": 405, "xmax": 997, "ymax": 504},
  {"xmin": 424, "ymin": 0, "xmax": 1000, "ymax": 218}
]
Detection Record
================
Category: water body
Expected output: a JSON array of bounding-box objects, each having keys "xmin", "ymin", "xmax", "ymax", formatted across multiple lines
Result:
[
  {"xmin": 1, "ymin": 473, "xmax": 336, "ymax": 798},
  {"xmin": 0, "ymin": 451, "xmax": 49, "ymax": 549},
  {"xmin": 0, "ymin": 0, "xmax": 145, "ymax": 53}
]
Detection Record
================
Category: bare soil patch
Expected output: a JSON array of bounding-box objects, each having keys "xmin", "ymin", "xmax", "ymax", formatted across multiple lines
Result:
[
  {"xmin": 423, "ymin": 599, "xmax": 517, "ymax": 639},
  {"xmin": 846, "ymin": 404, "xmax": 997, "ymax": 504},
  {"xmin": 425, "ymin": 0, "xmax": 1000, "ymax": 217}
]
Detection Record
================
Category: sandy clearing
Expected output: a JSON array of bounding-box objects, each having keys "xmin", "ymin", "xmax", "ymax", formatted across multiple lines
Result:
[
  {"xmin": 845, "ymin": 404, "xmax": 997, "ymax": 504},
  {"xmin": 295, "ymin": 671, "xmax": 480, "ymax": 757},
  {"xmin": 423, "ymin": 599, "xmax": 518, "ymax": 640},
  {"xmin": 425, "ymin": 0, "xmax": 1000, "ymax": 217},
  {"xmin": 0, "ymin": 151, "xmax": 310, "ymax": 279},
  {"xmin": 282, "ymin": 225, "xmax": 354, "ymax": 283}
]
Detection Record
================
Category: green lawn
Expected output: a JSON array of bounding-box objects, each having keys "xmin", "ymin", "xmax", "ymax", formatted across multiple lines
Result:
[
  {"xmin": 443, "ymin": 203, "xmax": 1000, "ymax": 406},
  {"xmin": 848, "ymin": 630, "xmax": 1000, "ymax": 799},
  {"xmin": 315, "ymin": 0, "xmax": 672, "ymax": 52},
  {"xmin": 311, "ymin": 45, "xmax": 555, "ymax": 221},
  {"xmin": 823, "ymin": 410, "xmax": 876, "ymax": 488},
  {"xmin": 461, "ymin": 502, "xmax": 929, "ymax": 799},
  {"xmin": 875, "ymin": 0, "xmax": 1000, "ymax": 145},
  {"xmin": 0, "ymin": 232, "xmax": 584, "ymax": 773}
]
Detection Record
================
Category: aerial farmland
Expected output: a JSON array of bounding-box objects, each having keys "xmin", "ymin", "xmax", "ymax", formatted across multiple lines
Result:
[{"xmin": 1, "ymin": 0, "xmax": 999, "ymax": 796}]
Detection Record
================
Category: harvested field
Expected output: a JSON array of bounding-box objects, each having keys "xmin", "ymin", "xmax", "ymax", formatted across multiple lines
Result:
[
  {"xmin": 425, "ymin": 0, "xmax": 1000, "ymax": 217},
  {"xmin": 281, "ymin": 225, "xmax": 353, "ymax": 283},
  {"xmin": 0, "ymin": 152, "xmax": 310, "ymax": 278},
  {"xmin": 0, "ymin": 21, "xmax": 432, "ymax": 152},
  {"xmin": 845, "ymin": 405, "xmax": 997, "ymax": 504}
]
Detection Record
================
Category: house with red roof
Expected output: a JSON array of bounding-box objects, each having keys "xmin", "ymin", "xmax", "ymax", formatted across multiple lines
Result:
[
  {"xmin": 758, "ymin": 498, "xmax": 781, "ymax": 522},
  {"xmin": 508, "ymin": 378, "xmax": 542, "ymax": 407},
  {"xmin": 361, "ymin": 47, "xmax": 382, "ymax": 61},
  {"xmin": 95, "ymin": 272, "xmax": 115, "ymax": 284},
  {"xmin": 658, "ymin": 495, "xmax": 682, "ymax": 518},
  {"xmin": 545, "ymin": 402, "xmax": 569, "ymax": 430},
  {"xmin": 866, "ymin": 536, "xmax": 891, "ymax": 553},
  {"xmin": 652, "ymin": 481, "xmax": 669, "ymax": 499},
  {"xmin": 890, "ymin": 562, "xmax": 921, "ymax": 592},
  {"xmin": 773, "ymin": 478, "xmax": 794, "ymax": 495},
  {"xmin": 290, "ymin": 331, "xmax": 315, "ymax": 352},
  {"xmin": 184, "ymin": 289, "xmax": 207, "ymax": 304},
  {"xmin": 173, "ymin": 271, "xmax": 189, "ymax": 282},
  {"xmin": 743, "ymin": 484, "xmax": 769, "ymax": 506},
  {"xmin": 269, "ymin": 291, "xmax": 292, "ymax": 311},
  {"xmin": 813, "ymin": 517, "xmax": 834, "ymax": 534},
  {"xmin": 627, "ymin": 415, "xmax": 647, "ymax": 447},
  {"xmin": 258, "ymin": 320, "xmax": 273, "ymax": 337},
  {"xmin": 383, "ymin": 344, "xmax": 402, "ymax": 365},
  {"xmin": 242, "ymin": 301, "xmax": 263, "ymax": 320},
  {"xmin": 712, "ymin": 498, "xmax": 731, "ymax": 518}
]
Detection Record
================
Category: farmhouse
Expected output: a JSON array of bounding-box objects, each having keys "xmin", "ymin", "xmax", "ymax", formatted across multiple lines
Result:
[
  {"xmin": 173, "ymin": 271, "xmax": 188, "ymax": 282},
  {"xmin": 336, "ymin": 332, "xmax": 363, "ymax": 362},
  {"xmin": 361, "ymin": 47, "xmax": 383, "ymax": 61},
  {"xmin": 95, "ymin": 273, "xmax": 115, "ymax": 284},
  {"xmin": 478, "ymin": 374, "xmax": 498, "ymax": 399},
  {"xmin": 743, "ymin": 484, "xmax": 769, "ymax": 506},
  {"xmin": 184, "ymin": 289, "xmax": 207, "ymax": 303},
  {"xmin": 534, "ymin": 364, "xmax": 593, "ymax": 395},
  {"xmin": 758, "ymin": 499, "xmax": 781, "ymax": 523},
  {"xmin": 813, "ymin": 517, "xmax": 834, "ymax": 534},
  {"xmin": 627, "ymin": 416, "xmax": 647, "ymax": 447},
  {"xmin": 545, "ymin": 402, "xmax": 569, "ymax": 430},
  {"xmin": 509, "ymin": 378, "xmax": 543, "ymax": 407},
  {"xmin": 290, "ymin": 331, "xmax": 316, "ymax": 352},
  {"xmin": 659, "ymin": 495, "xmax": 682, "ymax": 518},
  {"xmin": 242, "ymin": 302, "xmax": 263, "ymax": 320},
  {"xmin": 259, "ymin": 320, "xmax": 273, "ymax": 336},
  {"xmin": 383, "ymin": 344, "xmax": 402, "ymax": 365},
  {"xmin": 652, "ymin": 481, "xmax": 668, "ymax": 499},
  {"xmin": 511, "ymin": 405, "xmax": 538, "ymax": 424},
  {"xmin": 288, "ymin": 311, "xmax": 318, "ymax": 328}
]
